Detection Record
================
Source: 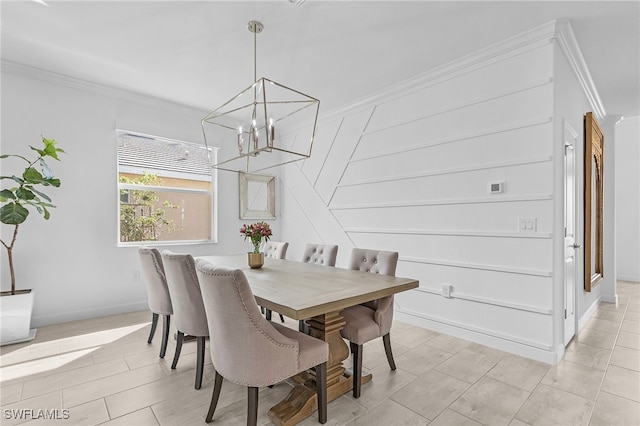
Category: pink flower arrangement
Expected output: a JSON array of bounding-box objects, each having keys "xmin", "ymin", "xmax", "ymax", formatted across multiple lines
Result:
[{"xmin": 240, "ymin": 221, "xmax": 273, "ymax": 253}]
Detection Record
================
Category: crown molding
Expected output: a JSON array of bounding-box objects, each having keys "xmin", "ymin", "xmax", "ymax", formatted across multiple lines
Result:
[
  {"xmin": 1, "ymin": 59, "xmax": 208, "ymax": 117},
  {"xmin": 554, "ymin": 18, "xmax": 606, "ymax": 119}
]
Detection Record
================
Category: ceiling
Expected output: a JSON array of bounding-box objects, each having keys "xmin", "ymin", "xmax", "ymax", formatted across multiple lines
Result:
[{"xmin": 2, "ymin": 1, "xmax": 639, "ymax": 118}]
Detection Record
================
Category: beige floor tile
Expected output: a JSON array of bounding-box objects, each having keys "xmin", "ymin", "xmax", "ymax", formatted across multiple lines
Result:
[
  {"xmin": 620, "ymin": 319, "xmax": 640, "ymax": 335},
  {"xmin": 626, "ymin": 311, "xmax": 640, "ymax": 322},
  {"xmin": 541, "ymin": 360, "xmax": 606, "ymax": 400},
  {"xmin": 197, "ymin": 383, "xmax": 292, "ymax": 426},
  {"xmin": 360, "ymin": 339, "xmax": 410, "ymax": 371},
  {"xmin": 589, "ymin": 391, "xmax": 640, "ymax": 426},
  {"xmin": 20, "ymin": 358, "xmax": 128, "ymax": 400},
  {"xmin": 152, "ymin": 376, "xmax": 243, "ymax": 426},
  {"xmin": 0, "ymin": 381, "xmax": 23, "ymax": 405},
  {"xmin": 392, "ymin": 326, "xmax": 440, "ymax": 349},
  {"xmin": 601, "ymin": 365, "xmax": 640, "ymax": 402},
  {"xmin": 0, "ymin": 348, "xmax": 95, "ymax": 385},
  {"xmin": 344, "ymin": 363, "xmax": 418, "ymax": 409},
  {"xmin": 101, "ymin": 407, "xmax": 160, "ymax": 425},
  {"xmin": 617, "ymin": 331, "xmax": 640, "ymax": 350},
  {"xmin": 627, "ymin": 302, "xmax": 640, "ymax": 313},
  {"xmin": 584, "ymin": 317, "xmax": 622, "ymax": 334},
  {"xmin": 563, "ymin": 342, "xmax": 611, "ymax": 371},
  {"xmin": 104, "ymin": 365, "xmax": 212, "ymax": 419},
  {"xmin": 515, "ymin": 384, "xmax": 592, "ymax": 426},
  {"xmin": 430, "ymin": 409, "xmax": 483, "ymax": 426},
  {"xmin": 1, "ymin": 391, "xmax": 64, "ymax": 426},
  {"xmin": 63, "ymin": 363, "xmax": 169, "ymax": 408},
  {"xmin": 343, "ymin": 399, "xmax": 428, "ymax": 426},
  {"xmin": 436, "ymin": 348, "xmax": 503, "ymax": 384},
  {"xmin": 395, "ymin": 342, "xmax": 455, "ymax": 376},
  {"xmin": 575, "ymin": 327, "xmax": 617, "ymax": 350},
  {"xmin": 390, "ymin": 369, "xmax": 470, "ymax": 420},
  {"xmin": 592, "ymin": 308, "xmax": 625, "ymax": 322},
  {"xmin": 610, "ymin": 346, "xmax": 640, "ymax": 372},
  {"xmin": 21, "ymin": 399, "xmax": 109, "ymax": 426},
  {"xmin": 298, "ymin": 394, "xmax": 368, "ymax": 426},
  {"xmin": 597, "ymin": 302, "xmax": 627, "ymax": 313},
  {"xmin": 425, "ymin": 334, "xmax": 471, "ymax": 353},
  {"xmin": 486, "ymin": 354, "xmax": 550, "ymax": 392},
  {"xmin": 449, "ymin": 376, "xmax": 529, "ymax": 426}
]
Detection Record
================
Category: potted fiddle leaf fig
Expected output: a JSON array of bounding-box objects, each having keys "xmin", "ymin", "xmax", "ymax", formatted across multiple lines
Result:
[{"xmin": 0, "ymin": 136, "xmax": 64, "ymax": 344}]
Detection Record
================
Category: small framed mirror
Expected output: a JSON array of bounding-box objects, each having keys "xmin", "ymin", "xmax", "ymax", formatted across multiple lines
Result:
[{"xmin": 239, "ymin": 172, "xmax": 276, "ymax": 219}]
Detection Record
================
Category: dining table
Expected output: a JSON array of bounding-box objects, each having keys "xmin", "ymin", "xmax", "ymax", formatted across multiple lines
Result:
[{"xmin": 197, "ymin": 254, "xmax": 419, "ymax": 426}]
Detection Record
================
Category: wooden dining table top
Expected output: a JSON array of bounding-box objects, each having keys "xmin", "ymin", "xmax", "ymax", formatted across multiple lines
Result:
[{"xmin": 197, "ymin": 254, "xmax": 419, "ymax": 320}]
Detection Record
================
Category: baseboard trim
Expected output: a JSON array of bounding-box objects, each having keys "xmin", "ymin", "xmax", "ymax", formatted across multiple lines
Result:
[
  {"xmin": 395, "ymin": 310, "xmax": 560, "ymax": 364},
  {"xmin": 617, "ymin": 274, "xmax": 640, "ymax": 283},
  {"xmin": 32, "ymin": 301, "xmax": 148, "ymax": 328}
]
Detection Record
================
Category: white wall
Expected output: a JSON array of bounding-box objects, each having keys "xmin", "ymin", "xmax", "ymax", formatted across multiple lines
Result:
[
  {"xmin": 280, "ymin": 22, "xmax": 564, "ymax": 362},
  {"xmin": 0, "ymin": 64, "xmax": 276, "ymax": 327},
  {"xmin": 615, "ymin": 115, "xmax": 640, "ymax": 282}
]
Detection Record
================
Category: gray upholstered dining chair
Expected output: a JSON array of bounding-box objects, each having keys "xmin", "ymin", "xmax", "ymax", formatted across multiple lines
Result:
[
  {"xmin": 161, "ymin": 250, "xmax": 209, "ymax": 390},
  {"xmin": 262, "ymin": 240, "xmax": 289, "ymax": 259},
  {"xmin": 195, "ymin": 260, "xmax": 329, "ymax": 426},
  {"xmin": 138, "ymin": 247, "xmax": 173, "ymax": 358},
  {"xmin": 299, "ymin": 243, "xmax": 339, "ymax": 332},
  {"xmin": 301, "ymin": 243, "xmax": 338, "ymax": 267},
  {"xmin": 262, "ymin": 241, "xmax": 289, "ymax": 322},
  {"xmin": 340, "ymin": 248, "xmax": 399, "ymax": 398}
]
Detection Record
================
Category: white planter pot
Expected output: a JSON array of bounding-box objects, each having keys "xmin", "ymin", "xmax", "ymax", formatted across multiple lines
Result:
[{"xmin": 0, "ymin": 289, "xmax": 36, "ymax": 345}]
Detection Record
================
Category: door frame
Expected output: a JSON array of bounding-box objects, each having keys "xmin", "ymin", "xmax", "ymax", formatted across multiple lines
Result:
[{"xmin": 563, "ymin": 119, "xmax": 580, "ymax": 345}]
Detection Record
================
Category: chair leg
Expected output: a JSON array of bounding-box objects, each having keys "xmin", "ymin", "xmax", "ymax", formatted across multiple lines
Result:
[
  {"xmin": 247, "ymin": 387, "xmax": 259, "ymax": 426},
  {"xmin": 160, "ymin": 315, "xmax": 170, "ymax": 358},
  {"xmin": 172, "ymin": 331, "xmax": 184, "ymax": 369},
  {"xmin": 148, "ymin": 313, "xmax": 159, "ymax": 344},
  {"xmin": 195, "ymin": 336, "xmax": 205, "ymax": 390},
  {"xmin": 316, "ymin": 362, "xmax": 327, "ymax": 424},
  {"xmin": 265, "ymin": 309, "xmax": 272, "ymax": 321},
  {"xmin": 351, "ymin": 342, "xmax": 363, "ymax": 398},
  {"xmin": 279, "ymin": 313, "xmax": 285, "ymax": 323},
  {"xmin": 382, "ymin": 333, "xmax": 396, "ymax": 371},
  {"xmin": 205, "ymin": 371, "xmax": 224, "ymax": 423}
]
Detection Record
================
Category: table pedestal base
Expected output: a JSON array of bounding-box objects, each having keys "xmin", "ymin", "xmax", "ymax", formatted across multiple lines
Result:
[{"xmin": 267, "ymin": 311, "xmax": 372, "ymax": 426}]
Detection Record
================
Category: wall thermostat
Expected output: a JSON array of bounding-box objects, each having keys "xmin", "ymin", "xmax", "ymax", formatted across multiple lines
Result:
[{"xmin": 488, "ymin": 181, "xmax": 504, "ymax": 194}]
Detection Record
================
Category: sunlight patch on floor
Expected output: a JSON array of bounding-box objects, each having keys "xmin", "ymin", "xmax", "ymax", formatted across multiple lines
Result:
[{"xmin": 0, "ymin": 323, "xmax": 149, "ymax": 382}]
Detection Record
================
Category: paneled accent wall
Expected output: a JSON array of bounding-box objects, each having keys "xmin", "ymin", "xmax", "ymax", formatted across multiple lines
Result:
[{"xmin": 281, "ymin": 23, "xmax": 560, "ymax": 361}]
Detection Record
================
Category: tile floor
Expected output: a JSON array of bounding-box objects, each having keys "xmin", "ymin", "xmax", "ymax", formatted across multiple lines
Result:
[{"xmin": 1, "ymin": 281, "xmax": 638, "ymax": 425}]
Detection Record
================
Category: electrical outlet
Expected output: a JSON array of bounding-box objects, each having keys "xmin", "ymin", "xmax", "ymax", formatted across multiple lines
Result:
[
  {"xmin": 132, "ymin": 270, "xmax": 140, "ymax": 281},
  {"xmin": 518, "ymin": 217, "xmax": 537, "ymax": 233},
  {"xmin": 442, "ymin": 284, "xmax": 452, "ymax": 298}
]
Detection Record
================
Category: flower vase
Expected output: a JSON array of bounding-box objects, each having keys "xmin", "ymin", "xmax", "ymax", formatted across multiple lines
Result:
[{"xmin": 247, "ymin": 252, "xmax": 264, "ymax": 269}]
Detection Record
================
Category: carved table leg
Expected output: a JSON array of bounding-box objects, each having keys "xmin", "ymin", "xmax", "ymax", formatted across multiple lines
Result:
[{"xmin": 267, "ymin": 311, "xmax": 371, "ymax": 426}]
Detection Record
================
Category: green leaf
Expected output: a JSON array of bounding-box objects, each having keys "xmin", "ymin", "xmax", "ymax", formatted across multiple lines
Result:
[
  {"xmin": 28, "ymin": 187, "xmax": 52, "ymax": 202},
  {"xmin": 23, "ymin": 167, "xmax": 44, "ymax": 183},
  {"xmin": 42, "ymin": 205, "xmax": 51, "ymax": 220},
  {"xmin": 9, "ymin": 176, "xmax": 24, "ymax": 185},
  {"xmin": 15, "ymin": 188, "xmax": 36, "ymax": 200},
  {"xmin": 0, "ymin": 203, "xmax": 29, "ymax": 225},
  {"xmin": 21, "ymin": 167, "xmax": 60, "ymax": 187},
  {"xmin": 0, "ymin": 189, "xmax": 16, "ymax": 200}
]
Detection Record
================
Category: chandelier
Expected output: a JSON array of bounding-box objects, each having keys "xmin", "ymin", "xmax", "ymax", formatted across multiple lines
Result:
[{"xmin": 201, "ymin": 21, "xmax": 320, "ymax": 173}]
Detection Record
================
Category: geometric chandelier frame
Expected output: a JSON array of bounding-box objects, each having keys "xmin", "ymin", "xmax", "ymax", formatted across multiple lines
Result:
[{"xmin": 201, "ymin": 21, "xmax": 320, "ymax": 174}]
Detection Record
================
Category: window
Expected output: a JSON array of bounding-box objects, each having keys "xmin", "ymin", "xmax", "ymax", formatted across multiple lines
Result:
[{"xmin": 117, "ymin": 130, "xmax": 216, "ymax": 245}]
